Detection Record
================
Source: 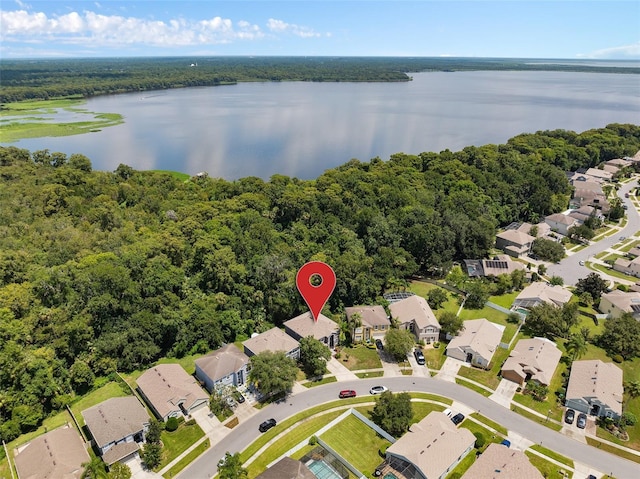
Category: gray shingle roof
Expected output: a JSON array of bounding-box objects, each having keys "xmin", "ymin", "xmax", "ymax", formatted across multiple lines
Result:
[
  {"xmin": 195, "ymin": 344, "xmax": 250, "ymax": 383},
  {"xmin": 81, "ymin": 397, "xmax": 149, "ymax": 450}
]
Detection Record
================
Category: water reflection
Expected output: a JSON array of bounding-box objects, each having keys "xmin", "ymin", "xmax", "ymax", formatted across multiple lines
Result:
[{"xmin": 4, "ymin": 71, "xmax": 639, "ymax": 180}]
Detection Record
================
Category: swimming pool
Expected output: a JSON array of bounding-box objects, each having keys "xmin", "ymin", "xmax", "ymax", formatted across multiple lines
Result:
[
  {"xmin": 307, "ymin": 459, "xmax": 343, "ymax": 479},
  {"xmin": 384, "ymin": 473, "xmax": 399, "ymax": 479}
]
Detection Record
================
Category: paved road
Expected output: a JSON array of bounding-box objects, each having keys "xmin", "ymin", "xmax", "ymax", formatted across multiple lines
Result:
[
  {"xmin": 178, "ymin": 377, "xmax": 640, "ymax": 479},
  {"xmin": 547, "ymin": 180, "xmax": 640, "ymax": 285}
]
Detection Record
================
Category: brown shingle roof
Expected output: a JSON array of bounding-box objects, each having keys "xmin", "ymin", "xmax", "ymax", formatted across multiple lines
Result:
[
  {"xmin": 501, "ymin": 337, "xmax": 562, "ymax": 386},
  {"xmin": 82, "ymin": 397, "xmax": 149, "ymax": 451},
  {"xmin": 389, "ymin": 295, "xmax": 440, "ymax": 330},
  {"xmin": 137, "ymin": 364, "xmax": 208, "ymax": 419},
  {"xmin": 447, "ymin": 319, "xmax": 503, "ymax": 363},
  {"xmin": 566, "ymin": 360, "xmax": 623, "ymax": 416},
  {"xmin": 195, "ymin": 344, "xmax": 249, "ymax": 383},
  {"xmin": 255, "ymin": 457, "xmax": 316, "ymax": 479},
  {"xmin": 283, "ymin": 312, "xmax": 338, "ymax": 340},
  {"xmin": 13, "ymin": 426, "xmax": 90, "ymax": 479},
  {"xmin": 496, "ymin": 229, "xmax": 534, "ymax": 246},
  {"xmin": 387, "ymin": 412, "xmax": 475, "ymax": 479},
  {"xmin": 243, "ymin": 327, "xmax": 300, "ymax": 356},
  {"xmin": 460, "ymin": 443, "xmax": 544, "ymax": 479},
  {"xmin": 345, "ymin": 305, "xmax": 390, "ymax": 328}
]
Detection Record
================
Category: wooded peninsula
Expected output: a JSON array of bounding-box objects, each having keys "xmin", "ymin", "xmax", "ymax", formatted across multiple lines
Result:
[
  {"xmin": 1, "ymin": 56, "xmax": 639, "ymax": 103},
  {"xmin": 0, "ymin": 123, "xmax": 639, "ymax": 442}
]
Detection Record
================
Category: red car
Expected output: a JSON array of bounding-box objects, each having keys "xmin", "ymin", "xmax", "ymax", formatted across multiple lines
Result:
[{"xmin": 339, "ymin": 389, "xmax": 357, "ymax": 399}]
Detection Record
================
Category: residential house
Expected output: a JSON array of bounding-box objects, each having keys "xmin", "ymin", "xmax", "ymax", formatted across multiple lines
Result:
[
  {"xmin": 501, "ymin": 337, "xmax": 562, "ymax": 386},
  {"xmin": 463, "ymin": 255, "xmax": 525, "ymax": 278},
  {"xmin": 598, "ymin": 290, "xmax": 640, "ymax": 319},
  {"xmin": 568, "ymin": 205, "xmax": 598, "ymax": 224},
  {"xmin": 137, "ymin": 364, "xmax": 208, "ymax": 421},
  {"xmin": 605, "ymin": 158, "xmax": 629, "ymax": 169},
  {"xmin": 627, "ymin": 246, "xmax": 640, "ymax": 258},
  {"xmin": 516, "ymin": 222, "xmax": 550, "ymax": 238},
  {"xmin": 495, "ymin": 229, "xmax": 535, "ymax": 258},
  {"xmin": 571, "ymin": 185, "xmax": 609, "ymax": 211},
  {"xmin": 195, "ymin": 344, "xmax": 250, "ymax": 393},
  {"xmin": 565, "ymin": 360, "xmax": 623, "ymax": 419},
  {"xmin": 389, "ymin": 295, "xmax": 441, "ymax": 344},
  {"xmin": 82, "ymin": 396, "xmax": 150, "ymax": 466},
  {"xmin": 243, "ymin": 327, "xmax": 301, "ymax": 360},
  {"xmin": 544, "ymin": 213, "xmax": 578, "ymax": 236},
  {"xmin": 345, "ymin": 305, "xmax": 390, "ymax": 343},
  {"xmin": 511, "ymin": 282, "xmax": 572, "ymax": 312},
  {"xmin": 584, "ymin": 167, "xmax": 613, "ymax": 182},
  {"xmin": 445, "ymin": 319, "xmax": 504, "ymax": 369},
  {"xmin": 283, "ymin": 312, "xmax": 339, "ymax": 349},
  {"xmin": 385, "ymin": 411, "xmax": 475, "ymax": 479},
  {"xmin": 255, "ymin": 457, "xmax": 316, "ymax": 479},
  {"xmin": 13, "ymin": 425, "xmax": 90, "ymax": 479},
  {"xmin": 613, "ymin": 256, "xmax": 640, "ymax": 277},
  {"xmin": 460, "ymin": 443, "xmax": 543, "ymax": 479}
]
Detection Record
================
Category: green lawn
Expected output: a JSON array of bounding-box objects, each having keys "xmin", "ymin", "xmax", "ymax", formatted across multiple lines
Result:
[
  {"xmin": 158, "ymin": 421, "xmax": 206, "ymax": 469},
  {"xmin": 246, "ymin": 410, "xmax": 346, "ymax": 477},
  {"xmin": 408, "ymin": 281, "xmax": 462, "ymax": 315},
  {"xmin": 410, "ymin": 402, "xmax": 446, "ymax": 421},
  {"xmin": 488, "ymin": 291, "xmax": 519, "ymax": 309},
  {"xmin": 355, "ymin": 370, "xmax": 384, "ymax": 378},
  {"xmin": 511, "ymin": 404, "xmax": 562, "ymax": 432},
  {"xmin": 148, "ymin": 170, "xmax": 191, "ymax": 181},
  {"xmin": 339, "ymin": 345, "xmax": 382, "ymax": 371},
  {"xmin": 321, "ymin": 413, "xmax": 391, "ymax": 477},
  {"xmin": 455, "ymin": 378, "xmax": 492, "ymax": 397},
  {"xmin": 456, "ymin": 345, "xmax": 512, "ymax": 391},
  {"xmin": 586, "ymin": 437, "xmax": 640, "ymax": 465},
  {"xmin": 423, "ymin": 344, "xmax": 447, "ymax": 370},
  {"xmin": 591, "ymin": 263, "xmax": 637, "ymax": 282},
  {"xmin": 164, "ymin": 438, "xmax": 210, "ymax": 478},
  {"xmin": 619, "ymin": 239, "xmax": 640, "ymax": 252},
  {"xmin": 303, "ymin": 376, "xmax": 337, "ymax": 388},
  {"xmin": 526, "ymin": 451, "xmax": 573, "ymax": 478},
  {"xmin": 529, "ymin": 444, "xmax": 574, "ymax": 468},
  {"xmin": 468, "ymin": 413, "xmax": 508, "ymax": 436}
]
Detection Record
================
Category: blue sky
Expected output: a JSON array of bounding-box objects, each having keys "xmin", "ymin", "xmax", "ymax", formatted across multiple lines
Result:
[{"xmin": 1, "ymin": 0, "xmax": 639, "ymax": 59}]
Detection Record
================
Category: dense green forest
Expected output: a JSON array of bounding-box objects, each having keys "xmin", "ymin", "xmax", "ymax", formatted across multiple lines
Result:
[
  {"xmin": 0, "ymin": 123, "xmax": 639, "ymax": 441},
  {"xmin": 1, "ymin": 56, "xmax": 639, "ymax": 103}
]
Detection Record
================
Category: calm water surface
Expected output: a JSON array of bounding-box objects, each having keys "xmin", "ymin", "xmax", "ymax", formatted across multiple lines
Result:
[{"xmin": 6, "ymin": 71, "xmax": 640, "ymax": 180}]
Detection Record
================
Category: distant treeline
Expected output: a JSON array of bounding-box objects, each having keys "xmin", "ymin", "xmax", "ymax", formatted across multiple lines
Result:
[{"xmin": 1, "ymin": 56, "xmax": 639, "ymax": 103}]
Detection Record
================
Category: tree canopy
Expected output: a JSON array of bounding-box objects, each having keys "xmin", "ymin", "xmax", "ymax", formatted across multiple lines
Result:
[
  {"xmin": 0, "ymin": 123, "xmax": 638, "ymax": 440},
  {"xmin": 384, "ymin": 328, "xmax": 415, "ymax": 361},
  {"xmin": 598, "ymin": 313, "xmax": 640, "ymax": 360},
  {"xmin": 248, "ymin": 351, "xmax": 298, "ymax": 397},
  {"xmin": 371, "ymin": 391, "xmax": 413, "ymax": 437},
  {"xmin": 299, "ymin": 336, "xmax": 331, "ymax": 377}
]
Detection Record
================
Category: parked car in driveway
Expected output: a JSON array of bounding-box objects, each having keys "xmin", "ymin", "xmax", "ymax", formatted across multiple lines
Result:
[
  {"xmin": 370, "ymin": 385, "xmax": 388, "ymax": 395},
  {"xmin": 413, "ymin": 349, "xmax": 425, "ymax": 365},
  {"xmin": 442, "ymin": 408, "xmax": 453, "ymax": 418},
  {"xmin": 259, "ymin": 418, "xmax": 276, "ymax": 432},
  {"xmin": 451, "ymin": 413, "xmax": 465, "ymax": 425},
  {"xmin": 339, "ymin": 389, "xmax": 357, "ymax": 399},
  {"xmin": 577, "ymin": 413, "xmax": 587, "ymax": 429},
  {"xmin": 565, "ymin": 409, "xmax": 575, "ymax": 424},
  {"xmin": 375, "ymin": 339, "xmax": 384, "ymax": 350}
]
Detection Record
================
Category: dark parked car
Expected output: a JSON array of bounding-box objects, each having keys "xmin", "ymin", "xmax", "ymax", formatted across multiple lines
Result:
[
  {"xmin": 565, "ymin": 409, "xmax": 575, "ymax": 424},
  {"xmin": 339, "ymin": 389, "xmax": 357, "ymax": 399},
  {"xmin": 577, "ymin": 413, "xmax": 587, "ymax": 429},
  {"xmin": 375, "ymin": 339, "xmax": 384, "ymax": 350},
  {"xmin": 451, "ymin": 413, "xmax": 465, "ymax": 425},
  {"xmin": 414, "ymin": 349, "xmax": 425, "ymax": 365},
  {"xmin": 259, "ymin": 418, "xmax": 276, "ymax": 433},
  {"xmin": 234, "ymin": 391, "xmax": 245, "ymax": 403}
]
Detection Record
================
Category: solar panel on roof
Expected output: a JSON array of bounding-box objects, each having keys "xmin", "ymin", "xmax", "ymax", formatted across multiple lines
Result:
[{"xmin": 630, "ymin": 304, "xmax": 640, "ymax": 313}]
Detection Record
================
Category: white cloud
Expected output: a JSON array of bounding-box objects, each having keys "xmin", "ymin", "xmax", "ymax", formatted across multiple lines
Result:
[
  {"xmin": 267, "ymin": 18, "xmax": 321, "ymax": 38},
  {"xmin": 0, "ymin": 9, "xmax": 311, "ymax": 48},
  {"xmin": 579, "ymin": 41, "xmax": 640, "ymax": 59}
]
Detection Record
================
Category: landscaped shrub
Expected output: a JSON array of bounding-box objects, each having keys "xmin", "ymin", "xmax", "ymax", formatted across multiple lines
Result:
[
  {"xmin": 185, "ymin": 418, "xmax": 196, "ymax": 426},
  {"xmin": 309, "ymin": 435, "xmax": 318, "ymax": 445},
  {"xmin": 378, "ymin": 444, "xmax": 388, "ymax": 458},
  {"xmin": 473, "ymin": 432, "xmax": 485, "ymax": 448},
  {"xmin": 612, "ymin": 354, "xmax": 624, "ymax": 363},
  {"xmin": 165, "ymin": 416, "xmax": 179, "ymax": 432}
]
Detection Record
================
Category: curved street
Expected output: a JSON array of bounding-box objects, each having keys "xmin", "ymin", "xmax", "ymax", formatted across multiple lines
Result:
[
  {"xmin": 547, "ymin": 179, "xmax": 639, "ymax": 285},
  {"xmin": 178, "ymin": 376, "xmax": 639, "ymax": 479}
]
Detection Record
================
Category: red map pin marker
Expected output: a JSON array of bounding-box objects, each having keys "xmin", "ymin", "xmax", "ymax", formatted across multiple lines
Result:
[{"xmin": 296, "ymin": 261, "xmax": 336, "ymax": 322}]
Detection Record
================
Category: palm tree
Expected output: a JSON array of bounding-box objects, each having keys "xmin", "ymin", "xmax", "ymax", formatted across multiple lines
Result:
[
  {"xmin": 80, "ymin": 457, "xmax": 107, "ymax": 479},
  {"xmin": 565, "ymin": 334, "xmax": 588, "ymax": 361}
]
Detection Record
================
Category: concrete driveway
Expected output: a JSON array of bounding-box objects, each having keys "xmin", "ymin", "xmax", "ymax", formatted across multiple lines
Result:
[
  {"xmin": 435, "ymin": 357, "xmax": 465, "ymax": 382},
  {"xmin": 490, "ymin": 378, "xmax": 519, "ymax": 407},
  {"xmin": 123, "ymin": 453, "xmax": 162, "ymax": 479}
]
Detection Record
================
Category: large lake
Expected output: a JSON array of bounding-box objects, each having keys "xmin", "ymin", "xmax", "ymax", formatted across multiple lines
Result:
[{"xmin": 5, "ymin": 71, "xmax": 640, "ymax": 180}]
